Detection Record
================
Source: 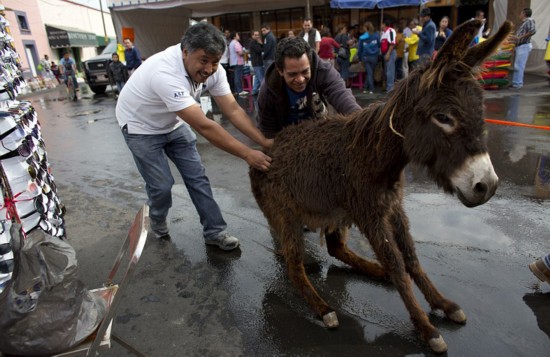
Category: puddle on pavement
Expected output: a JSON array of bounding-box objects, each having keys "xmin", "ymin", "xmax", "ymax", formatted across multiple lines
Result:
[{"xmin": 483, "ymin": 94, "xmax": 550, "ymax": 200}]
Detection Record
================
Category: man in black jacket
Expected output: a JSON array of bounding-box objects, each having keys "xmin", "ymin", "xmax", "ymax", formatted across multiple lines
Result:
[
  {"xmin": 248, "ymin": 30, "xmax": 264, "ymax": 96},
  {"xmin": 260, "ymin": 23, "xmax": 276, "ymax": 72},
  {"xmin": 257, "ymin": 37, "xmax": 361, "ymax": 139}
]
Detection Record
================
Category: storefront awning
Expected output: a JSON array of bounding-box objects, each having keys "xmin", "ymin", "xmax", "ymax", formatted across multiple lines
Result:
[
  {"xmin": 46, "ymin": 25, "xmax": 98, "ymax": 48},
  {"xmin": 96, "ymin": 35, "xmax": 116, "ymax": 47}
]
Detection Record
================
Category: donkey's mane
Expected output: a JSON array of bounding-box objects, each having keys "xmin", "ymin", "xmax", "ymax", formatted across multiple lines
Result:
[{"xmin": 345, "ymin": 59, "xmax": 483, "ymax": 156}]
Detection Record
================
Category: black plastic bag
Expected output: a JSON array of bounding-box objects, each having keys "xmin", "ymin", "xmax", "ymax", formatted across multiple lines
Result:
[{"xmin": 0, "ymin": 224, "xmax": 106, "ymax": 356}]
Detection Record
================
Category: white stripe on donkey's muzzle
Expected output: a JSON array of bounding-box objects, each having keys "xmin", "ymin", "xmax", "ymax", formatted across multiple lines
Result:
[{"xmin": 451, "ymin": 152, "xmax": 498, "ymax": 208}]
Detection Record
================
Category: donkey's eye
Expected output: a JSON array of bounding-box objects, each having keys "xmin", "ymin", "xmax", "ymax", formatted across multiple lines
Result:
[
  {"xmin": 434, "ymin": 113, "xmax": 453, "ymax": 125},
  {"xmin": 431, "ymin": 113, "xmax": 457, "ymax": 134}
]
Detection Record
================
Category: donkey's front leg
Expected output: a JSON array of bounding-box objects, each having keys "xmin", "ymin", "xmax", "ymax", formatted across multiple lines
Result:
[
  {"xmin": 390, "ymin": 204, "xmax": 467, "ymax": 324},
  {"xmin": 325, "ymin": 227, "xmax": 386, "ymax": 279},
  {"xmin": 356, "ymin": 214, "xmax": 448, "ymax": 353},
  {"xmin": 278, "ymin": 220, "xmax": 339, "ymax": 328}
]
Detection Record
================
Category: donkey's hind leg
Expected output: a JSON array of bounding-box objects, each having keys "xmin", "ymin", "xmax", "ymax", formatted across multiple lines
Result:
[
  {"xmin": 272, "ymin": 216, "xmax": 339, "ymax": 328},
  {"xmin": 391, "ymin": 206, "xmax": 467, "ymax": 324},
  {"xmin": 325, "ymin": 227, "xmax": 386, "ymax": 279}
]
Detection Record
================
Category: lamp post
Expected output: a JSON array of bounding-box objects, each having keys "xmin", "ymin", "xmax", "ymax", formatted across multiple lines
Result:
[{"xmin": 99, "ymin": 0, "xmax": 108, "ymax": 45}]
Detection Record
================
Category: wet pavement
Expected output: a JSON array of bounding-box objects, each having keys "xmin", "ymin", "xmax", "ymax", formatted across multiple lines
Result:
[{"xmin": 19, "ymin": 74, "xmax": 550, "ymax": 356}]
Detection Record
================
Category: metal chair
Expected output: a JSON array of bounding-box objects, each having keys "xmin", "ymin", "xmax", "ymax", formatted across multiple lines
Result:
[{"xmin": 52, "ymin": 204, "xmax": 149, "ymax": 357}]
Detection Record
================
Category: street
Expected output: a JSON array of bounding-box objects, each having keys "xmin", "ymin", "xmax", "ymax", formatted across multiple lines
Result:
[{"xmin": 21, "ymin": 76, "xmax": 550, "ymax": 356}]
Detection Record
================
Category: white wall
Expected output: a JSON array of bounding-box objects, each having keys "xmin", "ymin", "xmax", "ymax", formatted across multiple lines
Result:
[{"xmin": 37, "ymin": 0, "xmax": 116, "ymax": 60}]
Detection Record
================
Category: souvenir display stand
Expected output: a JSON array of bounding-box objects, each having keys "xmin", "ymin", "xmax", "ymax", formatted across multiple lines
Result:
[
  {"xmin": 0, "ymin": 7, "xmax": 65, "ymax": 295},
  {"xmin": 479, "ymin": 40, "xmax": 515, "ymax": 90}
]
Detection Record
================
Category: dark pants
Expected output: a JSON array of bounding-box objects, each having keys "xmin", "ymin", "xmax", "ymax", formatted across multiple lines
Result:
[{"xmin": 222, "ymin": 63, "xmax": 235, "ymax": 93}]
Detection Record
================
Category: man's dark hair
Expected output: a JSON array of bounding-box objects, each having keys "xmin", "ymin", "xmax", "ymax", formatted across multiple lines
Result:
[
  {"xmin": 180, "ymin": 23, "xmax": 226, "ymax": 56},
  {"xmin": 275, "ymin": 37, "xmax": 312, "ymax": 71},
  {"xmin": 229, "ymin": 31, "xmax": 238, "ymax": 40},
  {"xmin": 261, "ymin": 23, "xmax": 271, "ymax": 30},
  {"xmin": 475, "ymin": 10, "xmax": 484, "ymax": 18},
  {"xmin": 522, "ymin": 8, "xmax": 532, "ymax": 17}
]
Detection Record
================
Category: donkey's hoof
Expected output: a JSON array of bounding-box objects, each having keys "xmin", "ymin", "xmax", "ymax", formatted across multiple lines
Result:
[
  {"xmin": 448, "ymin": 309, "xmax": 467, "ymax": 324},
  {"xmin": 322, "ymin": 311, "xmax": 339, "ymax": 328},
  {"xmin": 428, "ymin": 335, "xmax": 448, "ymax": 354}
]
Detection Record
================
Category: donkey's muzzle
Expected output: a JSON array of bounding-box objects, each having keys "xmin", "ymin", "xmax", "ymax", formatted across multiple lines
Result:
[{"xmin": 452, "ymin": 153, "xmax": 498, "ymax": 208}]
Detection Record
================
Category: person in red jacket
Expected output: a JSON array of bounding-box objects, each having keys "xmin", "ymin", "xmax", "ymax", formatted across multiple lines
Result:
[{"xmin": 318, "ymin": 28, "xmax": 340, "ymax": 67}]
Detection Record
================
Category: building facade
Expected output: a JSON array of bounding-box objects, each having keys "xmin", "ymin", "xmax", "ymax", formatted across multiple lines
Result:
[{"xmin": 1, "ymin": 0, "xmax": 116, "ymax": 79}]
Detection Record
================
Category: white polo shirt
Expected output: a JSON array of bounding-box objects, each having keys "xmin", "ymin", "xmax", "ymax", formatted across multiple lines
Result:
[{"xmin": 116, "ymin": 44, "xmax": 231, "ymax": 135}]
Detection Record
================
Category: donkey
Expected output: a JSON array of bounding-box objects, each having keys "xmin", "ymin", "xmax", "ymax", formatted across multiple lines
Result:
[{"xmin": 249, "ymin": 20, "xmax": 511, "ymax": 353}]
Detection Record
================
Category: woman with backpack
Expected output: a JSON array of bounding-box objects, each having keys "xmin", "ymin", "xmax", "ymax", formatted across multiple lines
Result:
[{"xmin": 357, "ymin": 21, "xmax": 380, "ymax": 94}]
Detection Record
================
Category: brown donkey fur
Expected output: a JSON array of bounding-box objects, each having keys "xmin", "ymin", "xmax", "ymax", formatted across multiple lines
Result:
[{"xmin": 249, "ymin": 20, "xmax": 511, "ymax": 353}]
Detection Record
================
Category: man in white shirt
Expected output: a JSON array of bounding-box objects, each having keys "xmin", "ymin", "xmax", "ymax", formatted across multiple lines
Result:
[
  {"xmin": 300, "ymin": 18, "xmax": 321, "ymax": 53},
  {"xmin": 116, "ymin": 23, "xmax": 272, "ymax": 250}
]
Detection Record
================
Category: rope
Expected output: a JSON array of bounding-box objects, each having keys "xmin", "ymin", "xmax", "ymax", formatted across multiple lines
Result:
[
  {"xmin": 389, "ymin": 107, "xmax": 405, "ymax": 139},
  {"xmin": 484, "ymin": 118, "xmax": 550, "ymax": 131}
]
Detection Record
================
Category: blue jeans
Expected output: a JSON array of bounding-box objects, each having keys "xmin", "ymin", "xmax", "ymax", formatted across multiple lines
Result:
[
  {"xmin": 115, "ymin": 81, "xmax": 125, "ymax": 93},
  {"xmin": 384, "ymin": 49, "xmax": 396, "ymax": 91},
  {"xmin": 122, "ymin": 124, "xmax": 227, "ymax": 240},
  {"xmin": 252, "ymin": 65, "xmax": 265, "ymax": 94},
  {"xmin": 362, "ymin": 55, "xmax": 378, "ymax": 92},
  {"xmin": 512, "ymin": 43, "xmax": 532, "ymax": 87},
  {"xmin": 233, "ymin": 65, "xmax": 243, "ymax": 93},
  {"xmin": 64, "ymin": 71, "xmax": 78, "ymax": 89}
]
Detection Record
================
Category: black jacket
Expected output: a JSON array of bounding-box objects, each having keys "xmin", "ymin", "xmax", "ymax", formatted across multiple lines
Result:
[
  {"xmin": 109, "ymin": 61, "xmax": 129, "ymax": 83},
  {"xmin": 248, "ymin": 39, "xmax": 263, "ymax": 67},
  {"xmin": 257, "ymin": 51, "xmax": 361, "ymax": 138}
]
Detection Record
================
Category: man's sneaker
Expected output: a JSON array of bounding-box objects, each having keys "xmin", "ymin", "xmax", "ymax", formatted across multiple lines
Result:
[
  {"xmin": 205, "ymin": 232, "xmax": 240, "ymax": 251},
  {"xmin": 529, "ymin": 259, "xmax": 550, "ymax": 285},
  {"xmin": 150, "ymin": 218, "xmax": 170, "ymax": 239},
  {"xmin": 238, "ymin": 91, "xmax": 249, "ymax": 97}
]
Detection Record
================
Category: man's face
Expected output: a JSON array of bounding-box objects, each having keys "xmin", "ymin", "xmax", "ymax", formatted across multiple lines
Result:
[
  {"xmin": 261, "ymin": 28, "xmax": 268, "ymax": 36},
  {"xmin": 112, "ymin": 55, "xmax": 119, "ymax": 62},
  {"xmin": 475, "ymin": 12, "xmax": 484, "ymax": 21},
  {"xmin": 123, "ymin": 39, "xmax": 132, "ymax": 49},
  {"xmin": 182, "ymin": 48, "xmax": 221, "ymax": 83},
  {"xmin": 303, "ymin": 20, "xmax": 312, "ymax": 31},
  {"xmin": 63, "ymin": 53, "xmax": 70, "ymax": 60},
  {"xmin": 224, "ymin": 30, "xmax": 230, "ymax": 38},
  {"xmin": 277, "ymin": 54, "xmax": 311, "ymax": 93}
]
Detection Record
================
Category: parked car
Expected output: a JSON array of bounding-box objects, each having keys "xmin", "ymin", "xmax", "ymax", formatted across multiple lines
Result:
[{"xmin": 83, "ymin": 41, "xmax": 119, "ymax": 94}]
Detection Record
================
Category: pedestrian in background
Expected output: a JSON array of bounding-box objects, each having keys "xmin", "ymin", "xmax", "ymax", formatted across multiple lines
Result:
[
  {"xmin": 116, "ymin": 23, "xmax": 272, "ymax": 250},
  {"xmin": 248, "ymin": 30, "xmax": 264, "ymax": 96},
  {"xmin": 380, "ymin": 19, "xmax": 397, "ymax": 92},
  {"xmin": 511, "ymin": 7, "xmax": 536, "ymax": 89},
  {"xmin": 229, "ymin": 31, "xmax": 247, "ymax": 97},
  {"xmin": 261, "ymin": 23, "xmax": 276, "ymax": 72},
  {"xmin": 413, "ymin": 7, "xmax": 436, "ymax": 66},
  {"xmin": 300, "ymin": 18, "xmax": 321, "ymax": 53},
  {"xmin": 123, "ymin": 37, "xmax": 142, "ymax": 76},
  {"xmin": 335, "ymin": 23, "xmax": 352, "ymax": 87},
  {"xmin": 357, "ymin": 21, "xmax": 380, "ymax": 94},
  {"xmin": 318, "ymin": 28, "xmax": 340, "ymax": 66},
  {"xmin": 220, "ymin": 29, "xmax": 235, "ymax": 94},
  {"xmin": 405, "ymin": 18, "xmax": 421, "ymax": 71},
  {"xmin": 434, "ymin": 16, "xmax": 452, "ymax": 55},
  {"xmin": 109, "ymin": 52, "xmax": 129, "ymax": 95}
]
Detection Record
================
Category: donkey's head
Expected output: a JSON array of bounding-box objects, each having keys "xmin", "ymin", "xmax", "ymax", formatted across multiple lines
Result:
[{"xmin": 393, "ymin": 19, "xmax": 511, "ymax": 207}]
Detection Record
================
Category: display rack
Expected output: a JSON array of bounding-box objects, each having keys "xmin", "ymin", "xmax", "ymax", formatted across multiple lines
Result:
[{"xmin": 0, "ymin": 7, "xmax": 65, "ymax": 294}]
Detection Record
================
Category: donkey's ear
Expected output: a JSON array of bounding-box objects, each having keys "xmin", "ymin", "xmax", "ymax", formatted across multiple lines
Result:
[
  {"xmin": 462, "ymin": 21, "xmax": 513, "ymax": 68},
  {"xmin": 432, "ymin": 19, "xmax": 482, "ymax": 66}
]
